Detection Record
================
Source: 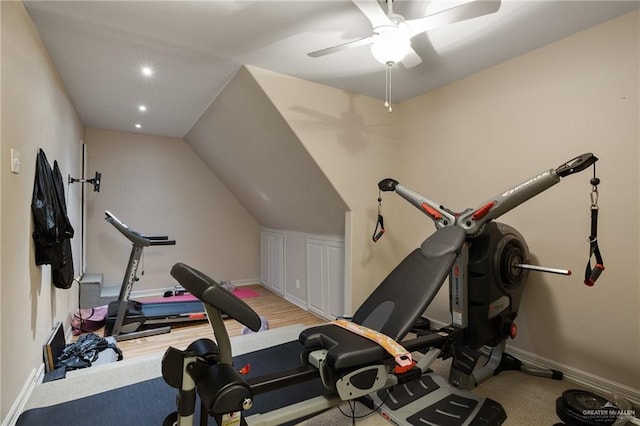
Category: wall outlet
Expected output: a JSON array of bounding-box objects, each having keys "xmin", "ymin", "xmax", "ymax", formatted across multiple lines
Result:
[{"xmin": 295, "ymin": 279, "xmax": 300, "ymax": 289}]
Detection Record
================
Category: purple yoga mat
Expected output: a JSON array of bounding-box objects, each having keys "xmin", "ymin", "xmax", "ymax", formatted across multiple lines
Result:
[{"xmin": 143, "ymin": 287, "xmax": 259, "ymax": 304}]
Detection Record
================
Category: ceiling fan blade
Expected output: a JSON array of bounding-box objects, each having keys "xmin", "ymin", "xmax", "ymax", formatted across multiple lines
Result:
[
  {"xmin": 401, "ymin": 47, "xmax": 423, "ymax": 69},
  {"xmin": 307, "ymin": 35, "xmax": 373, "ymax": 58},
  {"xmin": 406, "ymin": 0, "xmax": 501, "ymax": 38},
  {"xmin": 352, "ymin": 0, "xmax": 393, "ymax": 28}
]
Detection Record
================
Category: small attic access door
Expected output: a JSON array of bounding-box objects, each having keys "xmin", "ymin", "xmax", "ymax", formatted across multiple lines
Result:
[
  {"xmin": 307, "ymin": 236, "xmax": 345, "ymax": 320},
  {"xmin": 260, "ymin": 229, "xmax": 284, "ymax": 295}
]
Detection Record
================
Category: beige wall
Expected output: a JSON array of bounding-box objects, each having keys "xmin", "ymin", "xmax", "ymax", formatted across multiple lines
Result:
[
  {"xmin": 1, "ymin": 2, "xmax": 84, "ymax": 421},
  {"xmin": 184, "ymin": 67, "xmax": 348, "ymax": 237},
  {"xmin": 84, "ymin": 128, "xmax": 260, "ymax": 292},
  {"xmin": 249, "ymin": 66, "xmax": 408, "ymax": 311},
  {"xmin": 395, "ymin": 11, "xmax": 639, "ymax": 391}
]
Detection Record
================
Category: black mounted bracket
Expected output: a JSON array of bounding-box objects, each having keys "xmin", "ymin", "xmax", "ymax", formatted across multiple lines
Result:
[
  {"xmin": 68, "ymin": 171, "xmax": 101, "ymax": 192},
  {"xmin": 555, "ymin": 153, "xmax": 598, "ymax": 178}
]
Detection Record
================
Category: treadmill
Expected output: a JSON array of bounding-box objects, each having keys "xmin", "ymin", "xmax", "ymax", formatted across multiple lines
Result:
[{"xmin": 103, "ymin": 211, "xmax": 207, "ymax": 341}]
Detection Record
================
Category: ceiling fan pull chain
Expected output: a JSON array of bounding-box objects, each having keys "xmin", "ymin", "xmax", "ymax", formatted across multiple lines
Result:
[
  {"xmin": 385, "ymin": 64, "xmax": 393, "ymax": 113},
  {"xmin": 384, "ymin": 65, "xmax": 389, "ymax": 109}
]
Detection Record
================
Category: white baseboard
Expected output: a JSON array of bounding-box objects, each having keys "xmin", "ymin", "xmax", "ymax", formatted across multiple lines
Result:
[
  {"xmin": 281, "ymin": 289, "xmax": 334, "ymax": 321},
  {"xmin": 2, "ymin": 364, "xmax": 45, "ymax": 426},
  {"xmin": 284, "ymin": 293, "xmax": 307, "ymax": 311},
  {"xmin": 124, "ymin": 277, "xmax": 261, "ymax": 299},
  {"xmin": 231, "ymin": 278, "xmax": 260, "ymax": 287},
  {"xmin": 130, "ymin": 288, "xmax": 168, "ymax": 298},
  {"xmin": 506, "ymin": 345, "xmax": 640, "ymax": 408}
]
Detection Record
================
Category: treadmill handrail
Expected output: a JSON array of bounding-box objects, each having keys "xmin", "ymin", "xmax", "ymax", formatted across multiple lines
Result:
[
  {"xmin": 150, "ymin": 239, "xmax": 176, "ymax": 246},
  {"xmin": 105, "ymin": 210, "xmax": 176, "ymax": 247}
]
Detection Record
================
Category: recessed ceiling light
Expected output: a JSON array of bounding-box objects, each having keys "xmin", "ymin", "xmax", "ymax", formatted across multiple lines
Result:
[
  {"xmin": 138, "ymin": 105, "xmax": 147, "ymax": 112},
  {"xmin": 141, "ymin": 66, "xmax": 153, "ymax": 77},
  {"xmin": 135, "ymin": 123, "xmax": 142, "ymax": 129}
]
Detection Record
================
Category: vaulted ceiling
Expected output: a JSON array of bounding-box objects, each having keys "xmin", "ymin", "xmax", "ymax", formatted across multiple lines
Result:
[{"xmin": 24, "ymin": 1, "xmax": 638, "ymax": 138}]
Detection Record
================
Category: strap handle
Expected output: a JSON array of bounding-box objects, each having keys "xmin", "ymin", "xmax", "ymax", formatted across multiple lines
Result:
[
  {"xmin": 372, "ymin": 214, "xmax": 385, "ymax": 242},
  {"xmin": 372, "ymin": 190, "xmax": 385, "ymax": 242},
  {"xmin": 584, "ymin": 165, "xmax": 604, "ymax": 286}
]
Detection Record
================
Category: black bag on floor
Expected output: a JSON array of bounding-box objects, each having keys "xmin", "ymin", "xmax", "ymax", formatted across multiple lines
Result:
[{"xmin": 55, "ymin": 333, "xmax": 122, "ymax": 371}]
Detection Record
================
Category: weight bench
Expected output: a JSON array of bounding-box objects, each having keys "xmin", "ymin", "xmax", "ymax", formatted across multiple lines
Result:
[
  {"xmin": 163, "ymin": 225, "xmax": 506, "ymax": 425},
  {"xmin": 299, "ymin": 226, "xmax": 464, "ymax": 396}
]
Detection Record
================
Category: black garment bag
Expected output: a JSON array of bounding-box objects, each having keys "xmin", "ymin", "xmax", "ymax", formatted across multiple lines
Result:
[{"xmin": 31, "ymin": 149, "xmax": 75, "ymax": 289}]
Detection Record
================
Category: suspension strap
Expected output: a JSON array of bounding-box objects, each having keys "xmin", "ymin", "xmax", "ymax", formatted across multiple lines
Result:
[
  {"xmin": 584, "ymin": 165, "xmax": 604, "ymax": 286},
  {"xmin": 332, "ymin": 319, "xmax": 414, "ymax": 371},
  {"xmin": 372, "ymin": 190, "xmax": 385, "ymax": 242}
]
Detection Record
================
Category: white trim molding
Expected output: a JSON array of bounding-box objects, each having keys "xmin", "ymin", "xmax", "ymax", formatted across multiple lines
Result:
[
  {"xmin": 506, "ymin": 345, "xmax": 640, "ymax": 408},
  {"xmin": 2, "ymin": 365, "xmax": 45, "ymax": 426}
]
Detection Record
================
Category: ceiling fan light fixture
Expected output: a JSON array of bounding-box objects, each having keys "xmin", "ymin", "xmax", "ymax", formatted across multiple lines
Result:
[{"xmin": 370, "ymin": 24, "xmax": 410, "ymax": 65}]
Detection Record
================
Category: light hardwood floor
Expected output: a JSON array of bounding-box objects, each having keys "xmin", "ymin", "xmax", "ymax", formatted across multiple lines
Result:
[{"xmin": 104, "ymin": 284, "xmax": 327, "ymax": 359}]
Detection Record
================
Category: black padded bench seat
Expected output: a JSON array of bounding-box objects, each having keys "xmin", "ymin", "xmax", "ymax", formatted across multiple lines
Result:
[
  {"xmin": 300, "ymin": 324, "xmax": 386, "ymax": 370},
  {"xmin": 299, "ymin": 226, "xmax": 465, "ymax": 373}
]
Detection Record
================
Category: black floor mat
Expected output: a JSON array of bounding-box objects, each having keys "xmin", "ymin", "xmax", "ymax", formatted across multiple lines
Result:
[{"xmin": 17, "ymin": 340, "xmax": 326, "ymax": 426}]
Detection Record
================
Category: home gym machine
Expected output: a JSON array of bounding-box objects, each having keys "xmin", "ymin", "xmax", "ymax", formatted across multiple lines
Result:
[
  {"xmin": 103, "ymin": 211, "xmax": 208, "ymax": 341},
  {"xmin": 161, "ymin": 153, "xmax": 600, "ymax": 426}
]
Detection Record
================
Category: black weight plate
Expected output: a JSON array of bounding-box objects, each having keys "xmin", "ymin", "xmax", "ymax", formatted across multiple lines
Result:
[
  {"xmin": 556, "ymin": 396, "xmax": 602, "ymax": 426},
  {"xmin": 563, "ymin": 389, "xmax": 612, "ymax": 412},
  {"xmin": 557, "ymin": 390, "xmax": 617, "ymax": 426}
]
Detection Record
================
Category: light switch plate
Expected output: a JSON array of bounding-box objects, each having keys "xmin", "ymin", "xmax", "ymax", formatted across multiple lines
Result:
[{"xmin": 11, "ymin": 149, "xmax": 21, "ymax": 174}]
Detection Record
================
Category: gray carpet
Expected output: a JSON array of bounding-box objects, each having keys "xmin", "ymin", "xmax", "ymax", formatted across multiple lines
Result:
[
  {"xmin": 298, "ymin": 355, "xmax": 574, "ymax": 426},
  {"xmin": 21, "ymin": 325, "xmax": 630, "ymax": 425}
]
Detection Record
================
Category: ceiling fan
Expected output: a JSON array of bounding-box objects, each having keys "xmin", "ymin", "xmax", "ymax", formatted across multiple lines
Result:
[{"xmin": 309, "ymin": 0, "xmax": 501, "ymax": 66}]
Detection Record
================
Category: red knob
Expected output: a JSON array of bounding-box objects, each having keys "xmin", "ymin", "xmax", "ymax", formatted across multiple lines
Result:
[{"xmin": 510, "ymin": 323, "xmax": 518, "ymax": 339}]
